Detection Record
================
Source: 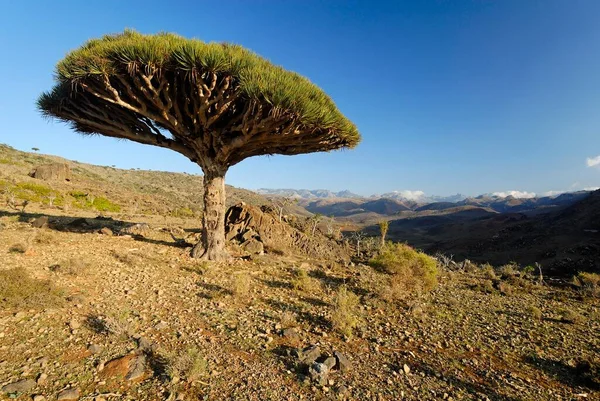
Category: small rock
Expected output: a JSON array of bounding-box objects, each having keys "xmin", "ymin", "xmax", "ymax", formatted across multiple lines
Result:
[
  {"xmin": 37, "ymin": 373, "xmax": 48, "ymax": 385},
  {"xmin": 299, "ymin": 345, "xmax": 321, "ymax": 365},
  {"xmin": 323, "ymin": 356, "xmax": 337, "ymax": 369},
  {"xmin": 69, "ymin": 319, "xmax": 81, "ymax": 330},
  {"xmin": 403, "ymin": 364, "xmax": 411, "ymax": 374},
  {"xmin": 1, "ymin": 378, "xmax": 36, "ymax": 393},
  {"xmin": 31, "ymin": 216, "xmax": 49, "ymax": 228},
  {"xmin": 87, "ymin": 344, "xmax": 102, "ymax": 354},
  {"xmin": 282, "ymin": 327, "xmax": 300, "ymax": 341},
  {"xmin": 336, "ymin": 385, "xmax": 349, "ymax": 399},
  {"xmin": 99, "ymin": 227, "xmax": 113, "ymax": 236},
  {"xmin": 241, "ymin": 239, "xmax": 264, "ymax": 255},
  {"xmin": 57, "ymin": 388, "xmax": 79, "ymax": 400},
  {"xmin": 334, "ymin": 351, "xmax": 351, "ymax": 372},
  {"xmin": 33, "ymin": 395, "xmax": 46, "ymax": 401},
  {"xmin": 137, "ymin": 337, "xmax": 154, "ymax": 351},
  {"xmin": 309, "ymin": 362, "xmax": 329, "ymax": 385},
  {"xmin": 154, "ymin": 321, "xmax": 168, "ymax": 330},
  {"xmin": 125, "ymin": 354, "xmax": 146, "ymax": 381}
]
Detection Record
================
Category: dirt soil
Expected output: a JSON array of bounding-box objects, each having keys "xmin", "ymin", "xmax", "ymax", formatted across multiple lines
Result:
[{"xmin": 0, "ymin": 203, "xmax": 599, "ymax": 401}]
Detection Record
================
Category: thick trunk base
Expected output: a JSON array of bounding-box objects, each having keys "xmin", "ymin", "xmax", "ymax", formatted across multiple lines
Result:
[{"xmin": 191, "ymin": 167, "xmax": 230, "ymax": 261}]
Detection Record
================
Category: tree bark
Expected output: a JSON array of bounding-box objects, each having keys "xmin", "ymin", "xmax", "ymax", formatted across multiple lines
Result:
[{"xmin": 191, "ymin": 165, "xmax": 230, "ymax": 261}]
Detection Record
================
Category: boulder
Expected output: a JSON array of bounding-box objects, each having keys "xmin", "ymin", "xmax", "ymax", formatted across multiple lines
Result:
[
  {"xmin": 225, "ymin": 203, "xmax": 350, "ymax": 262},
  {"xmin": 29, "ymin": 163, "xmax": 71, "ymax": 181},
  {"xmin": 1, "ymin": 378, "xmax": 36, "ymax": 394}
]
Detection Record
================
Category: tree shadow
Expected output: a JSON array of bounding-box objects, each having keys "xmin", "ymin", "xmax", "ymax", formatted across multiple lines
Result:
[
  {"xmin": 0, "ymin": 209, "xmax": 190, "ymax": 249},
  {"xmin": 264, "ymin": 298, "xmax": 331, "ymax": 330},
  {"xmin": 197, "ymin": 282, "xmax": 232, "ymax": 299},
  {"xmin": 414, "ymin": 361, "xmax": 523, "ymax": 401},
  {"xmin": 258, "ymin": 278, "xmax": 293, "ymax": 290},
  {"xmin": 523, "ymin": 355, "xmax": 599, "ymax": 390}
]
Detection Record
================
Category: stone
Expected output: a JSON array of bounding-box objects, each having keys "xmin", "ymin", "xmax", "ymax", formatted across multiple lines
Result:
[
  {"xmin": 125, "ymin": 354, "xmax": 146, "ymax": 381},
  {"xmin": 69, "ymin": 319, "xmax": 81, "ymax": 330},
  {"xmin": 87, "ymin": 344, "xmax": 102, "ymax": 354},
  {"xmin": 99, "ymin": 227, "xmax": 113, "ymax": 236},
  {"xmin": 334, "ymin": 351, "xmax": 351, "ymax": 372},
  {"xmin": 241, "ymin": 239, "xmax": 264, "ymax": 255},
  {"xmin": 323, "ymin": 356, "xmax": 337, "ymax": 369},
  {"xmin": 137, "ymin": 336, "xmax": 154, "ymax": 351},
  {"xmin": 299, "ymin": 345, "xmax": 321, "ymax": 365},
  {"xmin": 403, "ymin": 363, "xmax": 411, "ymax": 374},
  {"xmin": 282, "ymin": 327, "xmax": 300, "ymax": 341},
  {"xmin": 57, "ymin": 388, "xmax": 79, "ymax": 400},
  {"xmin": 33, "ymin": 395, "xmax": 46, "ymax": 401},
  {"xmin": 154, "ymin": 321, "xmax": 168, "ymax": 330},
  {"xmin": 1, "ymin": 378, "xmax": 36, "ymax": 393},
  {"xmin": 119, "ymin": 223, "xmax": 150, "ymax": 236},
  {"xmin": 101, "ymin": 354, "xmax": 147, "ymax": 382},
  {"xmin": 29, "ymin": 163, "xmax": 72, "ymax": 181},
  {"xmin": 308, "ymin": 362, "xmax": 329, "ymax": 385},
  {"xmin": 336, "ymin": 385, "xmax": 350, "ymax": 399},
  {"xmin": 31, "ymin": 216, "xmax": 49, "ymax": 228},
  {"xmin": 36, "ymin": 373, "xmax": 48, "ymax": 385}
]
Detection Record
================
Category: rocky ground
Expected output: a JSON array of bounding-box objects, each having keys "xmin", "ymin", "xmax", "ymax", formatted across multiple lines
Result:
[{"xmin": 0, "ymin": 206, "xmax": 599, "ymax": 401}]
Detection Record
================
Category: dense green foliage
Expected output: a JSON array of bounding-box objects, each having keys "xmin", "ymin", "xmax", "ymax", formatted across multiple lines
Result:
[{"xmin": 40, "ymin": 29, "xmax": 360, "ymax": 147}]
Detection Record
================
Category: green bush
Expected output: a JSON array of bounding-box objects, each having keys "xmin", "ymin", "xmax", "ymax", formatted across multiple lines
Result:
[
  {"xmin": 68, "ymin": 191, "xmax": 121, "ymax": 212},
  {"xmin": 370, "ymin": 242, "xmax": 438, "ymax": 301}
]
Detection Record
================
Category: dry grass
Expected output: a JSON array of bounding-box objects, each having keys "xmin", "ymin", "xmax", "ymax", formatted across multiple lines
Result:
[
  {"xmin": 559, "ymin": 308, "xmax": 583, "ymax": 324},
  {"xmin": 280, "ymin": 310, "xmax": 297, "ymax": 328},
  {"xmin": 330, "ymin": 285, "xmax": 362, "ymax": 338},
  {"xmin": 168, "ymin": 347, "xmax": 209, "ymax": 383},
  {"xmin": 0, "ymin": 266, "xmax": 63, "ymax": 309},
  {"xmin": 231, "ymin": 272, "xmax": 252, "ymax": 297},
  {"xmin": 290, "ymin": 268, "xmax": 318, "ymax": 293},
  {"xmin": 50, "ymin": 258, "xmax": 89, "ymax": 276},
  {"xmin": 575, "ymin": 272, "xmax": 600, "ymax": 297},
  {"xmin": 528, "ymin": 306, "xmax": 542, "ymax": 321},
  {"xmin": 34, "ymin": 229, "xmax": 57, "ymax": 244},
  {"xmin": 8, "ymin": 242, "xmax": 29, "ymax": 254}
]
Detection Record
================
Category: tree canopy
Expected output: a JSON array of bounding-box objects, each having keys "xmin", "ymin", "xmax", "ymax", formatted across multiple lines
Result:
[{"xmin": 38, "ymin": 30, "xmax": 360, "ymax": 169}]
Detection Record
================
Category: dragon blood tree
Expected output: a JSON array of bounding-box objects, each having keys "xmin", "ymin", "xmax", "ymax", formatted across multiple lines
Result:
[{"xmin": 38, "ymin": 30, "xmax": 360, "ymax": 260}]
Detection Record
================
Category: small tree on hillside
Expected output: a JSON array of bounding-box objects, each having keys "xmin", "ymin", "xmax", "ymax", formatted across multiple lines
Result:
[
  {"xmin": 38, "ymin": 30, "xmax": 360, "ymax": 260},
  {"xmin": 309, "ymin": 213, "xmax": 323, "ymax": 236},
  {"xmin": 272, "ymin": 196, "xmax": 296, "ymax": 222},
  {"xmin": 378, "ymin": 220, "xmax": 389, "ymax": 248}
]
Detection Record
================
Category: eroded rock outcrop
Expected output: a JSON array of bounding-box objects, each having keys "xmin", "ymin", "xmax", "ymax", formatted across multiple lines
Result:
[
  {"xmin": 225, "ymin": 203, "xmax": 349, "ymax": 262},
  {"xmin": 29, "ymin": 163, "xmax": 72, "ymax": 181}
]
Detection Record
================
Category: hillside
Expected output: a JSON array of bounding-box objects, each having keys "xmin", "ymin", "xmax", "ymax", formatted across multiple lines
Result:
[{"xmin": 0, "ymin": 144, "xmax": 271, "ymax": 220}]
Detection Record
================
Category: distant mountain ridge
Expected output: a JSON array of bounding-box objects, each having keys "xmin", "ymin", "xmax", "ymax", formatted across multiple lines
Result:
[{"xmin": 256, "ymin": 188, "xmax": 364, "ymax": 199}]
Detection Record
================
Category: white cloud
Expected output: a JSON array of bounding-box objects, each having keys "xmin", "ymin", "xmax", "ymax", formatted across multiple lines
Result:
[
  {"xmin": 586, "ymin": 155, "xmax": 600, "ymax": 168},
  {"xmin": 583, "ymin": 186, "xmax": 600, "ymax": 191},
  {"xmin": 392, "ymin": 190, "xmax": 426, "ymax": 201},
  {"xmin": 542, "ymin": 190, "xmax": 565, "ymax": 197},
  {"xmin": 492, "ymin": 190, "xmax": 537, "ymax": 199}
]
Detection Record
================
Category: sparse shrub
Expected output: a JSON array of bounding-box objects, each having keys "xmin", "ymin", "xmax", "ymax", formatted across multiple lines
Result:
[
  {"xmin": 50, "ymin": 258, "xmax": 89, "ymax": 276},
  {"xmin": 34, "ymin": 229, "xmax": 56, "ymax": 244},
  {"xmin": 559, "ymin": 308, "xmax": 583, "ymax": 324},
  {"xmin": 331, "ymin": 285, "xmax": 362, "ymax": 338},
  {"xmin": 0, "ymin": 267, "xmax": 63, "ymax": 309},
  {"xmin": 169, "ymin": 347, "xmax": 208, "ymax": 383},
  {"xmin": 370, "ymin": 242, "xmax": 438, "ymax": 301},
  {"xmin": 112, "ymin": 250, "xmax": 138, "ymax": 265},
  {"xmin": 9, "ymin": 242, "xmax": 29, "ymax": 254},
  {"xmin": 290, "ymin": 268, "xmax": 318, "ymax": 292},
  {"xmin": 498, "ymin": 282, "xmax": 512, "ymax": 296},
  {"xmin": 575, "ymin": 272, "xmax": 600, "ymax": 297},
  {"xmin": 69, "ymin": 191, "xmax": 121, "ymax": 212},
  {"xmin": 231, "ymin": 272, "xmax": 252, "ymax": 297},
  {"xmin": 528, "ymin": 306, "xmax": 542, "ymax": 321},
  {"xmin": 479, "ymin": 279, "xmax": 494, "ymax": 294},
  {"xmin": 280, "ymin": 311, "xmax": 297, "ymax": 328},
  {"xmin": 482, "ymin": 264, "xmax": 498, "ymax": 280}
]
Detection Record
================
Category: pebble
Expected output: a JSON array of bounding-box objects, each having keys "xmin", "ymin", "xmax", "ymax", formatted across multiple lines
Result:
[
  {"xmin": 57, "ymin": 388, "xmax": 80, "ymax": 400},
  {"xmin": 1, "ymin": 378, "xmax": 36, "ymax": 393}
]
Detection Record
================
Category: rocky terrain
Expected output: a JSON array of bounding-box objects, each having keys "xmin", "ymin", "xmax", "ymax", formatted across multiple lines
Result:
[{"xmin": 0, "ymin": 146, "xmax": 599, "ymax": 400}]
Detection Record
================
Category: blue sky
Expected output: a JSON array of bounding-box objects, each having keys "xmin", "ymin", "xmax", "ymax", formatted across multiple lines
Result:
[{"xmin": 1, "ymin": 1, "xmax": 599, "ymax": 197}]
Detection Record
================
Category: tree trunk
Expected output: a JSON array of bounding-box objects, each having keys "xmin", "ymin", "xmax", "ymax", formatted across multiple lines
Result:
[{"xmin": 191, "ymin": 165, "xmax": 229, "ymax": 261}]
